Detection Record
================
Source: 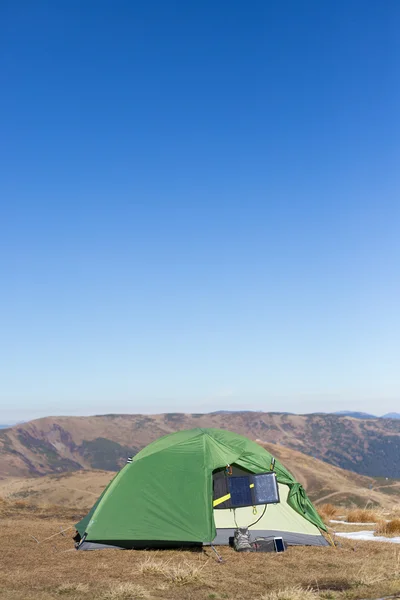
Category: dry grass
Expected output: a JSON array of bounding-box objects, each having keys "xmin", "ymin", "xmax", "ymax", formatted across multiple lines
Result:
[
  {"xmin": 0, "ymin": 471, "xmax": 113, "ymax": 509},
  {"xmin": 260, "ymin": 586, "xmax": 320, "ymax": 599},
  {"xmin": 1, "ymin": 502, "xmax": 400, "ymax": 600},
  {"xmin": 375, "ymin": 518, "xmax": 400, "ymax": 537},
  {"xmin": 346, "ymin": 509, "xmax": 378, "ymax": 523},
  {"xmin": 318, "ymin": 503, "xmax": 338, "ymax": 521},
  {"xmin": 388, "ymin": 506, "xmax": 400, "ymax": 519},
  {"xmin": 354, "ymin": 564, "xmax": 388, "ymax": 587},
  {"xmin": 102, "ymin": 582, "xmax": 150, "ymax": 599},
  {"xmin": 138, "ymin": 555, "xmax": 209, "ymax": 585},
  {"xmin": 54, "ymin": 581, "xmax": 150, "ymax": 599},
  {"xmin": 0, "ymin": 496, "xmax": 85, "ymax": 521},
  {"xmin": 56, "ymin": 582, "xmax": 89, "ymax": 594}
]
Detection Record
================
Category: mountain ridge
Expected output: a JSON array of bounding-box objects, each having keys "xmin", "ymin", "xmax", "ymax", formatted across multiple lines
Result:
[
  {"xmin": 332, "ymin": 411, "xmax": 377, "ymax": 419},
  {"xmin": 1, "ymin": 411, "xmax": 400, "ymax": 479}
]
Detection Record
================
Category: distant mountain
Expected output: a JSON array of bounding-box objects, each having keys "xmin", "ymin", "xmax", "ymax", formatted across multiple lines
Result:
[
  {"xmin": 333, "ymin": 411, "xmax": 377, "ymax": 419},
  {"xmin": 331, "ymin": 410, "xmax": 400, "ymax": 420},
  {"xmin": 0, "ymin": 425, "xmax": 11, "ymax": 429},
  {"xmin": 1, "ymin": 411, "xmax": 400, "ymax": 479}
]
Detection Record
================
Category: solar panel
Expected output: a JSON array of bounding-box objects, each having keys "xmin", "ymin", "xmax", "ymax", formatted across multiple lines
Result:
[
  {"xmin": 213, "ymin": 468, "xmax": 281, "ymax": 510},
  {"xmin": 227, "ymin": 476, "xmax": 252, "ymax": 507},
  {"xmin": 251, "ymin": 473, "xmax": 280, "ymax": 505}
]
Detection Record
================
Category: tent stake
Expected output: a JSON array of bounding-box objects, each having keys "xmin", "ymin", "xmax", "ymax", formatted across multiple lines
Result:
[{"xmin": 210, "ymin": 545, "xmax": 223, "ymax": 563}]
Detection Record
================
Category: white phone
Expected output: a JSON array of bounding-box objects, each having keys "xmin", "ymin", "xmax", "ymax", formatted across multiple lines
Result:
[{"xmin": 273, "ymin": 537, "xmax": 285, "ymax": 552}]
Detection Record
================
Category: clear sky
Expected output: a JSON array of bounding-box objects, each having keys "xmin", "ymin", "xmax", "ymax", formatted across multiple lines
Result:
[{"xmin": 1, "ymin": 1, "xmax": 399, "ymax": 422}]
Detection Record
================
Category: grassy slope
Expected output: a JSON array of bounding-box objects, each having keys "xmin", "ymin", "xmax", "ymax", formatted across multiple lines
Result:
[
  {"xmin": 259, "ymin": 442, "xmax": 400, "ymax": 509},
  {"xmin": 0, "ymin": 501, "xmax": 399, "ymax": 600},
  {"xmin": 0, "ymin": 470, "xmax": 113, "ymax": 508}
]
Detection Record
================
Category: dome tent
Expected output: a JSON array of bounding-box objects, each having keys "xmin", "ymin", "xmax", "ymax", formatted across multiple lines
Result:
[{"xmin": 75, "ymin": 428, "xmax": 328, "ymax": 550}]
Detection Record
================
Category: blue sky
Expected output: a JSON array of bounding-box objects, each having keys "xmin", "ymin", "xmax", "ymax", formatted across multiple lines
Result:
[{"xmin": 1, "ymin": 1, "xmax": 399, "ymax": 422}]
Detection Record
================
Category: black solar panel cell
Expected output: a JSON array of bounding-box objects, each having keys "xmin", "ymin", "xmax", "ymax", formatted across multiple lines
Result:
[{"xmin": 227, "ymin": 476, "xmax": 252, "ymax": 507}]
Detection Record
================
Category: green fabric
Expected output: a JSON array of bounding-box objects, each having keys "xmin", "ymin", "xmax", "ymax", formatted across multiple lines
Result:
[
  {"xmin": 76, "ymin": 428, "xmax": 326, "ymax": 543},
  {"xmin": 75, "ymin": 475, "xmax": 119, "ymax": 537}
]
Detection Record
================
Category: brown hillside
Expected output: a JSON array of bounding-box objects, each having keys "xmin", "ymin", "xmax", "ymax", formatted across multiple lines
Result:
[
  {"xmin": 258, "ymin": 441, "xmax": 400, "ymax": 508},
  {"xmin": 1, "ymin": 442, "xmax": 399, "ymax": 510},
  {"xmin": 1, "ymin": 411, "xmax": 400, "ymax": 479},
  {"xmin": 0, "ymin": 470, "xmax": 112, "ymax": 508}
]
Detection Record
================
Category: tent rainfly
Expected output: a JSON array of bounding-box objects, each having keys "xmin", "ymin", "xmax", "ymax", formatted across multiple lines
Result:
[{"xmin": 75, "ymin": 428, "xmax": 328, "ymax": 550}]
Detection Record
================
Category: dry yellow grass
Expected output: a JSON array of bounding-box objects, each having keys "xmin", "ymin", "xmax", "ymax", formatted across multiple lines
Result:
[
  {"xmin": 56, "ymin": 582, "xmax": 90, "ymax": 594},
  {"xmin": 138, "ymin": 554, "xmax": 210, "ymax": 585},
  {"xmin": 375, "ymin": 518, "xmax": 400, "ymax": 537},
  {"xmin": 260, "ymin": 586, "xmax": 319, "ymax": 600},
  {"xmin": 54, "ymin": 581, "xmax": 151, "ymax": 599},
  {"xmin": 0, "ymin": 470, "xmax": 113, "ymax": 508},
  {"xmin": 102, "ymin": 582, "xmax": 150, "ymax": 599},
  {"xmin": 0, "ymin": 501, "xmax": 400, "ymax": 600},
  {"xmin": 318, "ymin": 503, "xmax": 339, "ymax": 521},
  {"xmin": 388, "ymin": 507, "xmax": 400, "ymax": 520},
  {"xmin": 346, "ymin": 509, "xmax": 378, "ymax": 523},
  {"xmin": 157, "ymin": 562, "xmax": 207, "ymax": 585},
  {"xmin": 0, "ymin": 496, "xmax": 85, "ymax": 521}
]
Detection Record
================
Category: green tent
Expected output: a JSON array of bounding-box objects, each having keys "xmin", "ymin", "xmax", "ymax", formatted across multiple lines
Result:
[{"xmin": 76, "ymin": 428, "xmax": 328, "ymax": 550}]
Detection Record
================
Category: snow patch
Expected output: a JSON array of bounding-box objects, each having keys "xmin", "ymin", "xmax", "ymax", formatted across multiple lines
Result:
[
  {"xmin": 335, "ymin": 530, "xmax": 400, "ymax": 544},
  {"xmin": 330, "ymin": 519, "xmax": 378, "ymax": 525}
]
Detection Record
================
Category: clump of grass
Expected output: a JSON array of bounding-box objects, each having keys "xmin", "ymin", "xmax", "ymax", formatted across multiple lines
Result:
[
  {"xmin": 57, "ymin": 582, "xmax": 89, "ymax": 594},
  {"xmin": 138, "ymin": 556, "xmax": 167, "ymax": 575},
  {"xmin": 102, "ymin": 582, "xmax": 150, "ymax": 599},
  {"xmin": 165, "ymin": 561, "xmax": 208, "ymax": 585},
  {"xmin": 318, "ymin": 503, "xmax": 338, "ymax": 520},
  {"xmin": 388, "ymin": 507, "xmax": 400, "ymax": 519},
  {"xmin": 346, "ymin": 509, "xmax": 378, "ymax": 523},
  {"xmin": 260, "ymin": 585, "xmax": 320, "ymax": 600},
  {"xmin": 354, "ymin": 564, "xmax": 387, "ymax": 586},
  {"xmin": 138, "ymin": 555, "xmax": 208, "ymax": 586},
  {"xmin": 375, "ymin": 518, "xmax": 400, "ymax": 537}
]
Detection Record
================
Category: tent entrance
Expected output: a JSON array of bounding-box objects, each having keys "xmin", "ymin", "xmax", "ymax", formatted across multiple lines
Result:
[{"xmin": 211, "ymin": 465, "xmax": 328, "ymax": 548}]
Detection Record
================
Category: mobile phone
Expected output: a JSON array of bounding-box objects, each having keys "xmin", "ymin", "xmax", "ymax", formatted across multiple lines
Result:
[{"xmin": 273, "ymin": 537, "xmax": 285, "ymax": 552}]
